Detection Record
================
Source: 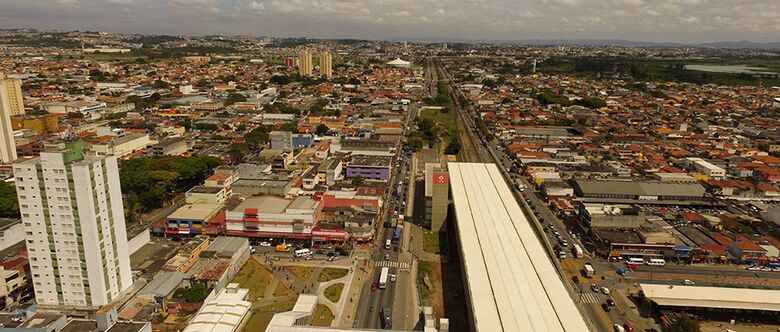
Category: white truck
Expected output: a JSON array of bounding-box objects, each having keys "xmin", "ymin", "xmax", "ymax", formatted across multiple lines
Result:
[{"xmin": 583, "ymin": 263, "xmax": 595, "ymax": 278}]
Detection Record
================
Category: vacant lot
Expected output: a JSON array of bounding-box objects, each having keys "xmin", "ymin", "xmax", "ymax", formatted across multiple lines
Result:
[
  {"xmin": 420, "ymin": 107, "xmax": 455, "ymax": 133},
  {"xmin": 231, "ymin": 259, "xmax": 272, "ymax": 301},
  {"xmin": 422, "ymin": 230, "xmax": 449, "ymax": 254},
  {"xmin": 318, "ymin": 268, "xmax": 348, "ymax": 282}
]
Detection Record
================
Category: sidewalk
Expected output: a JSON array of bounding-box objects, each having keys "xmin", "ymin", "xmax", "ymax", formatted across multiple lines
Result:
[{"xmin": 337, "ymin": 261, "xmax": 372, "ymax": 327}]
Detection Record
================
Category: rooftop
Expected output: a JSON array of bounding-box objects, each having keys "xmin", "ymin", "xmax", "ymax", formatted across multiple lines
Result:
[
  {"xmin": 448, "ymin": 163, "xmax": 588, "ymax": 332},
  {"xmin": 641, "ymin": 284, "xmax": 780, "ymax": 312}
]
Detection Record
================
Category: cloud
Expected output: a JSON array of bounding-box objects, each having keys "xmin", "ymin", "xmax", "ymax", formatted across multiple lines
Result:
[{"xmin": 0, "ymin": 0, "xmax": 778, "ymax": 43}]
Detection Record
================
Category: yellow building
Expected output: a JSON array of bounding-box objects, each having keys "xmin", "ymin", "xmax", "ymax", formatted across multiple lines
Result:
[
  {"xmin": 12, "ymin": 115, "xmax": 60, "ymax": 134},
  {"xmin": 319, "ymin": 52, "xmax": 333, "ymax": 78},
  {"xmin": 297, "ymin": 50, "xmax": 313, "ymax": 77},
  {"xmin": 0, "ymin": 73, "xmax": 24, "ymax": 116}
]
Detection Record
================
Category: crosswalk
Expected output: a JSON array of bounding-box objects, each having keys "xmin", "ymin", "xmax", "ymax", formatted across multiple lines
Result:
[
  {"xmin": 375, "ymin": 261, "xmax": 411, "ymax": 269},
  {"xmin": 579, "ymin": 292, "xmax": 606, "ymax": 304}
]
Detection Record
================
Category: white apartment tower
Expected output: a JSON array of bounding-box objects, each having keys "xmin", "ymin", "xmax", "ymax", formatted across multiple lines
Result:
[
  {"xmin": 319, "ymin": 52, "xmax": 333, "ymax": 78},
  {"xmin": 0, "ymin": 77, "xmax": 18, "ymax": 163},
  {"xmin": 297, "ymin": 50, "xmax": 313, "ymax": 77},
  {"xmin": 13, "ymin": 143, "xmax": 132, "ymax": 308},
  {"xmin": 0, "ymin": 72, "xmax": 25, "ymax": 116}
]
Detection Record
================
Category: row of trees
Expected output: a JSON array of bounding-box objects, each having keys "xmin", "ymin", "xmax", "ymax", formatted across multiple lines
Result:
[
  {"xmin": 0, "ymin": 182, "xmax": 19, "ymax": 218},
  {"xmin": 121, "ymin": 156, "xmax": 222, "ymax": 223}
]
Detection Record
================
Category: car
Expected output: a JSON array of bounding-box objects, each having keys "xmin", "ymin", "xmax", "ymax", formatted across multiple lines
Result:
[
  {"xmin": 327, "ymin": 256, "xmax": 337, "ymax": 262},
  {"xmin": 371, "ymin": 282, "xmax": 378, "ymax": 291},
  {"xmin": 305, "ymin": 255, "xmax": 314, "ymax": 261},
  {"xmin": 601, "ymin": 287, "xmax": 611, "ymax": 295},
  {"xmin": 606, "ymin": 298, "xmax": 615, "ymax": 307},
  {"xmin": 761, "ymin": 267, "xmax": 773, "ymax": 272},
  {"xmin": 326, "ymin": 251, "xmax": 338, "ymax": 257},
  {"xmin": 259, "ymin": 241, "xmax": 271, "ymax": 247},
  {"xmin": 602, "ymin": 303, "xmax": 612, "ymax": 312},
  {"xmin": 747, "ymin": 266, "xmax": 761, "ymax": 271},
  {"xmin": 384, "ymin": 254, "xmax": 390, "ymax": 260},
  {"xmin": 683, "ymin": 279, "xmax": 695, "ymax": 285},
  {"xmin": 591, "ymin": 284, "xmax": 600, "ymax": 292},
  {"xmin": 390, "ymin": 274, "xmax": 397, "ymax": 282}
]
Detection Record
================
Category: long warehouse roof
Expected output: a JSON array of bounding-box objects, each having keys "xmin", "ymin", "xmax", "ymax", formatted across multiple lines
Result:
[
  {"xmin": 640, "ymin": 284, "xmax": 780, "ymax": 312},
  {"xmin": 448, "ymin": 163, "xmax": 589, "ymax": 332}
]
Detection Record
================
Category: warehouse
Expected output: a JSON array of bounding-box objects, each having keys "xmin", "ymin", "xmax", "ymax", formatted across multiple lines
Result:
[{"xmin": 572, "ymin": 180, "xmax": 706, "ymax": 202}]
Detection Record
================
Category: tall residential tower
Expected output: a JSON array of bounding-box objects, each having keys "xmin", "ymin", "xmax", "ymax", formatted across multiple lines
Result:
[
  {"xmin": 13, "ymin": 143, "xmax": 132, "ymax": 308},
  {"xmin": 297, "ymin": 50, "xmax": 313, "ymax": 77},
  {"xmin": 0, "ymin": 73, "xmax": 25, "ymax": 116},
  {"xmin": 0, "ymin": 76, "xmax": 18, "ymax": 163},
  {"xmin": 319, "ymin": 52, "xmax": 333, "ymax": 78}
]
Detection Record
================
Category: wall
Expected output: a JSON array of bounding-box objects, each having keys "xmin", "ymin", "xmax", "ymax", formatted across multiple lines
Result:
[{"xmin": 127, "ymin": 229, "xmax": 150, "ymax": 255}]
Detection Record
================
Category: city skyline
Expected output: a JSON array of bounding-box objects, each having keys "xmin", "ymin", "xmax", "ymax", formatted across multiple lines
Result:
[{"xmin": 3, "ymin": 0, "xmax": 780, "ymax": 44}]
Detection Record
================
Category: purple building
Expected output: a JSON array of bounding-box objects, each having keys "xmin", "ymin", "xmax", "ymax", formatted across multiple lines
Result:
[{"xmin": 346, "ymin": 155, "xmax": 394, "ymax": 181}]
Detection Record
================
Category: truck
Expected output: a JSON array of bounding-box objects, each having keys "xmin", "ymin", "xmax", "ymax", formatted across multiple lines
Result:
[
  {"xmin": 378, "ymin": 267, "xmax": 389, "ymax": 289},
  {"xmin": 275, "ymin": 244, "xmax": 290, "ymax": 252},
  {"xmin": 583, "ymin": 263, "xmax": 595, "ymax": 278},
  {"xmin": 573, "ymin": 244, "xmax": 584, "ymax": 258}
]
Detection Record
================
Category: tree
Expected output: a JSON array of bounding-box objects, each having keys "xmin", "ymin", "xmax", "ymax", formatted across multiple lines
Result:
[
  {"xmin": 270, "ymin": 75, "xmax": 291, "ymax": 85},
  {"xmin": 444, "ymin": 138, "xmax": 461, "ymax": 155},
  {"xmin": 227, "ymin": 143, "xmax": 249, "ymax": 164},
  {"xmin": 0, "ymin": 182, "xmax": 20, "ymax": 218},
  {"xmin": 245, "ymin": 125, "xmax": 271, "ymax": 150},
  {"xmin": 152, "ymin": 79, "xmax": 169, "ymax": 89},
  {"xmin": 279, "ymin": 122, "xmax": 298, "ymax": 132},
  {"xmin": 665, "ymin": 314, "xmax": 701, "ymax": 332},
  {"xmin": 352, "ymin": 176, "xmax": 365, "ymax": 187},
  {"xmin": 406, "ymin": 136, "xmax": 424, "ymax": 152},
  {"xmin": 225, "ymin": 92, "xmax": 246, "ymax": 105},
  {"xmin": 66, "ymin": 112, "xmax": 84, "ymax": 119},
  {"xmin": 316, "ymin": 123, "xmax": 330, "ymax": 135}
]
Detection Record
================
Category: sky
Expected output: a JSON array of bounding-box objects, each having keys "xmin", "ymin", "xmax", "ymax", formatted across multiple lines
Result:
[{"xmin": 2, "ymin": 0, "xmax": 780, "ymax": 43}]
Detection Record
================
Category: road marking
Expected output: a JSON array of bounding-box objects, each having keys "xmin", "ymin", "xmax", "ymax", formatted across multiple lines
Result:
[
  {"xmin": 375, "ymin": 261, "xmax": 410, "ymax": 269},
  {"xmin": 580, "ymin": 292, "xmax": 605, "ymax": 304}
]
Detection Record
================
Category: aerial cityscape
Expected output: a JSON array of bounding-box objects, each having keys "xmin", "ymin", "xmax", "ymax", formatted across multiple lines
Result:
[{"xmin": 1, "ymin": 2, "xmax": 780, "ymax": 332}]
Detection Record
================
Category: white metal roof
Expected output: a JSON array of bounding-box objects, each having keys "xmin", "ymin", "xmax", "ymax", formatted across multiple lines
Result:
[
  {"xmin": 448, "ymin": 163, "xmax": 589, "ymax": 332},
  {"xmin": 641, "ymin": 284, "xmax": 780, "ymax": 312}
]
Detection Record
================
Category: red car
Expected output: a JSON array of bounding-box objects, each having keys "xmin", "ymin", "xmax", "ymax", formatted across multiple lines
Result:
[{"xmin": 371, "ymin": 282, "xmax": 378, "ymax": 291}]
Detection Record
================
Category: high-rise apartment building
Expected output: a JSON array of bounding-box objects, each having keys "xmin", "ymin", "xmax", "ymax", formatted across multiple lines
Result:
[
  {"xmin": 13, "ymin": 142, "xmax": 132, "ymax": 308},
  {"xmin": 0, "ymin": 73, "xmax": 25, "ymax": 116},
  {"xmin": 319, "ymin": 52, "xmax": 333, "ymax": 78},
  {"xmin": 297, "ymin": 50, "xmax": 313, "ymax": 77},
  {"xmin": 0, "ymin": 78, "xmax": 18, "ymax": 163}
]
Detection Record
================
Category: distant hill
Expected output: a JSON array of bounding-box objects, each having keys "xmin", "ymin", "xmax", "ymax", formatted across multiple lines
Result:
[{"xmin": 392, "ymin": 37, "xmax": 780, "ymax": 50}]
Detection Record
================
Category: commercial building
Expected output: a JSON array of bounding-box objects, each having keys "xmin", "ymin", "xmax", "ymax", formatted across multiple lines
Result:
[
  {"xmin": 425, "ymin": 163, "xmax": 449, "ymax": 231},
  {"xmin": 337, "ymin": 139, "xmax": 396, "ymax": 156},
  {"xmin": 640, "ymin": 284, "xmax": 780, "ymax": 315},
  {"xmin": 319, "ymin": 51, "xmax": 333, "ymax": 78},
  {"xmin": 88, "ymin": 132, "xmax": 149, "ymax": 158},
  {"xmin": 223, "ymin": 196, "xmax": 322, "ymax": 239},
  {"xmin": 346, "ymin": 155, "xmax": 393, "ymax": 181},
  {"xmin": 166, "ymin": 203, "xmax": 222, "ymax": 236},
  {"xmin": 572, "ymin": 179, "xmax": 706, "ymax": 203},
  {"xmin": 12, "ymin": 143, "xmax": 132, "ymax": 308},
  {"xmin": 183, "ymin": 283, "xmax": 251, "ymax": 332},
  {"xmin": 448, "ymin": 163, "xmax": 588, "ymax": 331},
  {"xmin": 686, "ymin": 157, "xmax": 726, "ymax": 179},
  {"xmin": 0, "ymin": 78, "xmax": 18, "ymax": 163},
  {"xmin": 297, "ymin": 50, "xmax": 313, "ymax": 77},
  {"xmin": 150, "ymin": 137, "xmax": 188, "ymax": 156},
  {"xmin": 269, "ymin": 131, "xmax": 293, "ymax": 150},
  {"xmin": 0, "ymin": 73, "xmax": 25, "ymax": 116}
]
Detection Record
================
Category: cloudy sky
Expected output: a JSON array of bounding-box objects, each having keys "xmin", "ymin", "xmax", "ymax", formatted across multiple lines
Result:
[{"xmin": 2, "ymin": 0, "xmax": 780, "ymax": 43}]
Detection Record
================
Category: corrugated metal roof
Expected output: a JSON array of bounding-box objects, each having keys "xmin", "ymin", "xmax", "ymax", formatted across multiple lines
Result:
[
  {"xmin": 449, "ymin": 163, "xmax": 589, "ymax": 332},
  {"xmin": 641, "ymin": 284, "xmax": 780, "ymax": 312}
]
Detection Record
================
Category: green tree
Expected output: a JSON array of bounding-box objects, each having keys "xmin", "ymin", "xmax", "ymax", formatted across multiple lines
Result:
[
  {"xmin": 316, "ymin": 123, "xmax": 330, "ymax": 135},
  {"xmin": 152, "ymin": 79, "xmax": 169, "ymax": 89},
  {"xmin": 406, "ymin": 136, "xmax": 424, "ymax": 152},
  {"xmin": 665, "ymin": 314, "xmax": 701, "ymax": 332},
  {"xmin": 245, "ymin": 125, "xmax": 271, "ymax": 150},
  {"xmin": 351, "ymin": 176, "xmax": 365, "ymax": 187},
  {"xmin": 444, "ymin": 138, "xmax": 461, "ymax": 155},
  {"xmin": 227, "ymin": 143, "xmax": 249, "ymax": 164},
  {"xmin": 0, "ymin": 182, "xmax": 20, "ymax": 218},
  {"xmin": 225, "ymin": 92, "xmax": 246, "ymax": 105}
]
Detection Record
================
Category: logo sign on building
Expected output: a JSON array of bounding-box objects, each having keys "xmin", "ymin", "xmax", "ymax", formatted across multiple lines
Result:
[{"xmin": 433, "ymin": 173, "xmax": 449, "ymax": 185}]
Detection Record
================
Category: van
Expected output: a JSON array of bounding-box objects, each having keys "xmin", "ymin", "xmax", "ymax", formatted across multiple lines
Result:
[
  {"xmin": 385, "ymin": 240, "xmax": 391, "ymax": 250},
  {"xmin": 294, "ymin": 248, "xmax": 312, "ymax": 258}
]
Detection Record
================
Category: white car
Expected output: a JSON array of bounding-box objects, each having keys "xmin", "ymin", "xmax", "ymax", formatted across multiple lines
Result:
[
  {"xmin": 683, "ymin": 279, "xmax": 695, "ymax": 285},
  {"xmin": 747, "ymin": 266, "xmax": 761, "ymax": 271},
  {"xmin": 601, "ymin": 287, "xmax": 611, "ymax": 295},
  {"xmin": 259, "ymin": 241, "xmax": 271, "ymax": 247}
]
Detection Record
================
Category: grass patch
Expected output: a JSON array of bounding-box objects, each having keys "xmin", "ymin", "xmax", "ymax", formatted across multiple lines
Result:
[
  {"xmin": 420, "ymin": 107, "xmax": 456, "ymax": 133},
  {"xmin": 422, "ymin": 230, "xmax": 448, "ymax": 254},
  {"xmin": 324, "ymin": 283, "xmax": 344, "ymax": 303},
  {"xmin": 318, "ymin": 268, "xmax": 348, "ymax": 282},
  {"xmin": 273, "ymin": 282, "xmax": 290, "ymax": 297},
  {"xmin": 311, "ymin": 304, "xmax": 335, "ymax": 327},
  {"xmin": 286, "ymin": 266, "xmax": 315, "ymax": 281},
  {"xmin": 242, "ymin": 299, "xmax": 297, "ymax": 332},
  {"xmin": 417, "ymin": 260, "xmax": 433, "ymax": 305},
  {"xmin": 231, "ymin": 259, "xmax": 272, "ymax": 301}
]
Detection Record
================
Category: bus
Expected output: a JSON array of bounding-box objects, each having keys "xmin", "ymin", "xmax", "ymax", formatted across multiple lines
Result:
[
  {"xmin": 573, "ymin": 244, "xmax": 584, "ymax": 258},
  {"xmin": 378, "ymin": 267, "xmax": 389, "ymax": 289},
  {"xmin": 646, "ymin": 258, "xmax": 666, "ymax": 266},
  {"xmin": 391, "ymin": 226, "xmax": 402, "ymax": 244},
  {"xmin": 625, "ymin": 257, "xmax": 645, "ymax": 265},
  {"xmin": 381, "ymin": 307, "xmax": 393, "ymax": 329}
]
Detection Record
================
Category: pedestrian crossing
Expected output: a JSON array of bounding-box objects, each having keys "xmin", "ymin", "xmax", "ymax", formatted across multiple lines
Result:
[
  {"xmin": 580, "ymin": 292, "xmax": 606, "ymax": 304},
  {"xmin": 375, "ymin": 261, "xmax": 410, "ymax": 269}
]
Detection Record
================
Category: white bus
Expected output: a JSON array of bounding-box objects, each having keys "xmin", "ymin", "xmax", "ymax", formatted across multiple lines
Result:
[
  {"xmin": 646, "ymin": 258, "xmax": 666, "ymax": 266},
  {"xmin": 294, "ymin": 248, "xmax": 312, "ymax": 258},
  {"xmin": 573, "ymin": 244, "xmax": 584, "ymax": 258},
  {"xmin": 378, "ymin": 267, "xmax": 389, "ymax": 289},
  {"xmin": 625, "ymin": 257, "xmax": 645, "ymax": 265}
]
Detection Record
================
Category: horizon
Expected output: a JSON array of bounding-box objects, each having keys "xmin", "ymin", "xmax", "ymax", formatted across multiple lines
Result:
[{"xmin": 3, "ymin": 0, "xmax": 780, "ymax": 44}]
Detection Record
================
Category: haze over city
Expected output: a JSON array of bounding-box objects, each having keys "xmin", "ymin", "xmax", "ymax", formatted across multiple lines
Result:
[{"xmin": 3, "ymin": 0, "xmax": 780, "ymax": 43}]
